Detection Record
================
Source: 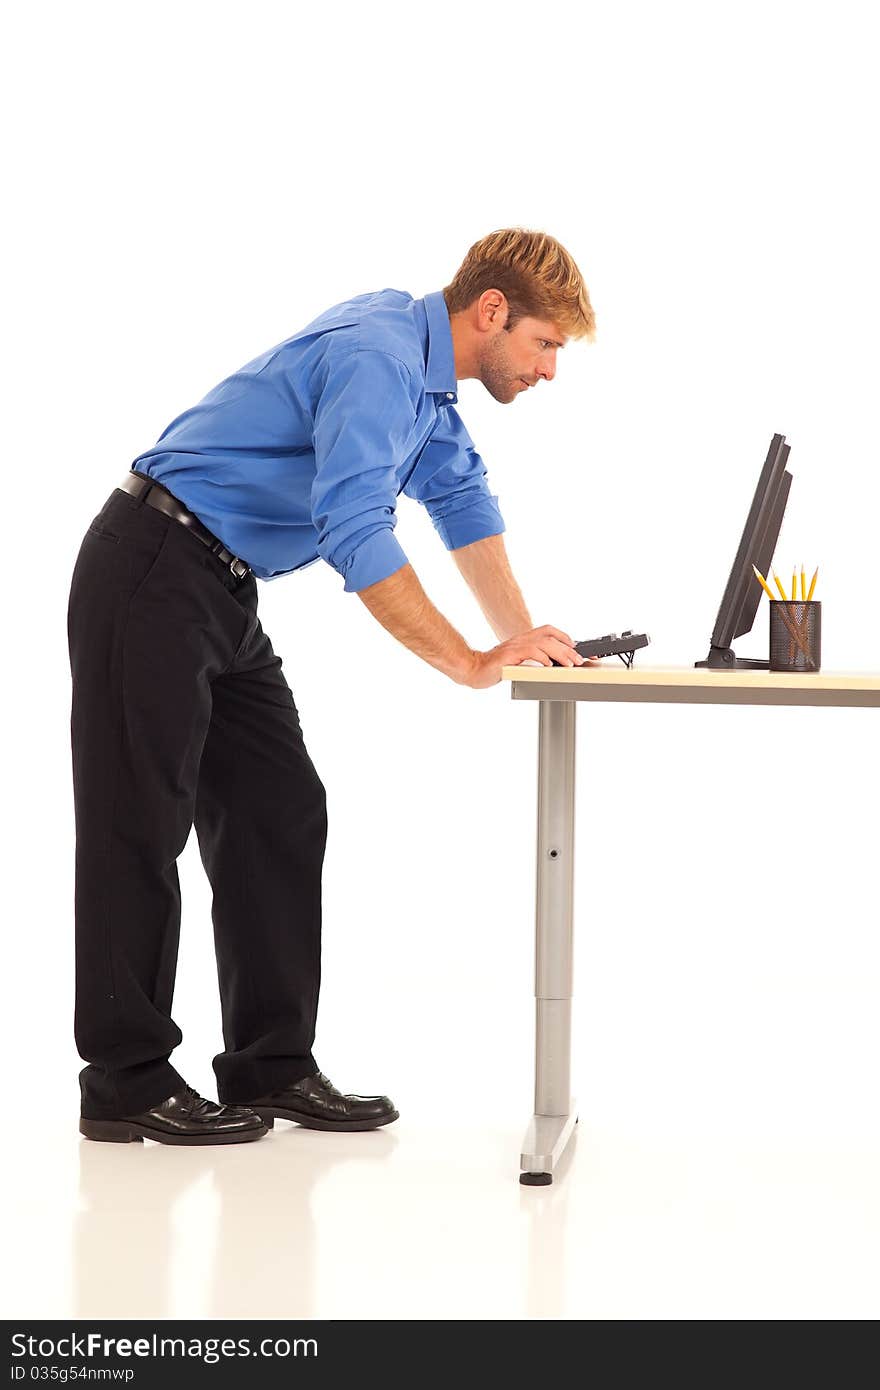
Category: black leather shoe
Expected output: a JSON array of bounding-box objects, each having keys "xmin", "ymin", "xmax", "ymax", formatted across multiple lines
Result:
[
  {"xmin": 247, "ymin": 1071, "xmax": 399, "ymax": 1132},
  {"xmin": 79, "ymin": 1083, "xmax": 269, "ymax": 1145}
]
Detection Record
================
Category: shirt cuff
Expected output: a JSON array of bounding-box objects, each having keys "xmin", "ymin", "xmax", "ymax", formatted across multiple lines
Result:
[
  {"xmin": 432, "ymin": 495, "xmax": 506, "ymax": 551},
  {"xmin": 340, "ymin": 528, "xmax": 410, "ymax": 593}
]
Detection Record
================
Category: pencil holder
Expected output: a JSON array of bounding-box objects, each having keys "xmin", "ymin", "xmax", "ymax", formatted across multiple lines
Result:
[{"xmin": 769, "ymin": 601, "xmax": 821, "ymax": 673}]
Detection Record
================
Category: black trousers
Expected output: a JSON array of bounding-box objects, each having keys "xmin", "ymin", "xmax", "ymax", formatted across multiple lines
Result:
[{"xmin": 66, "ymin": 480, "xmax": 327, "ymax": 1119}]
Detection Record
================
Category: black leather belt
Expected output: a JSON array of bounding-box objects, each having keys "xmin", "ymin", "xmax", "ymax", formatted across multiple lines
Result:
[{"xmin": 120, "ymin": 470, "xmax": 251, "ymax": 580}]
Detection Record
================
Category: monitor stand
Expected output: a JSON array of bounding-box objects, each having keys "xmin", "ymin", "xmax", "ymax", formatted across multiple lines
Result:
[{"xmin": 695, "ymin": 644, "xmax": 769, "ymax": 670}]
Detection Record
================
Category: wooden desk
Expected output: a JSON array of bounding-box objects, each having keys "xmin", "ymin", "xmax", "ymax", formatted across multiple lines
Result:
[{"xmin": 501, "ymin": 664, "xmax": 880, "ymax": 1185}]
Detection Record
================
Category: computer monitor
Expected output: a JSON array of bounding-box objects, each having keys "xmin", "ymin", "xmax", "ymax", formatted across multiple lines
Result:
[{"xmin": 695, "ymin": 433, "xmax": 792, "ymax": 670}]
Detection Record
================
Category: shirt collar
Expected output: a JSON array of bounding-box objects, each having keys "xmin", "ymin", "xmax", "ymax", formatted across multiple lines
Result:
[{"xmin": 422, "ymin": 290, "xmax": 458, "ymax": 405}]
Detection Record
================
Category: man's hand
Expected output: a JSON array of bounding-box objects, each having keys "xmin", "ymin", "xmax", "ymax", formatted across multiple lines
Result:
[
  {"xmin": 355, "ymin": 563, "xmax": 599, "ymax": 689},
  {"xmin": 464, "ymin": 625, "xmax": 596, "ymax": 689}
]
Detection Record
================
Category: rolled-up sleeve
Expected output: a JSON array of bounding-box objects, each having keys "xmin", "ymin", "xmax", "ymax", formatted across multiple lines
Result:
[
  {"xmin": 403, "ymin": 404, "xmax": 505, "ymax": 550},
  {"xmin": 311, "ymin": 348, "xmax": 416, "ymax": 592}
]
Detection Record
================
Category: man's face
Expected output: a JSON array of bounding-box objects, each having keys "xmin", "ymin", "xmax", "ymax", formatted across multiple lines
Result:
[{"xmin": 477, "ymin": 312, "xmax": 567, "ymax": 404}]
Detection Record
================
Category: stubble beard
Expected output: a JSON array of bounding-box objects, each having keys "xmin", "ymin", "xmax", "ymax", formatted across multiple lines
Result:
[{"xmin": 478, "ymin": 333, "xmax": 521, "ymax": 404}]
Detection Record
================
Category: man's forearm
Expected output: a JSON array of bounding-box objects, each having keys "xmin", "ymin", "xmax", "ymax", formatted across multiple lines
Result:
[
  {"xmin": 450, "ymin": 533, "xmax": 532, "ymax": 641},
  {"xmin": 356, "ymin": 562, "xmax": 475, "ymax": 684}
]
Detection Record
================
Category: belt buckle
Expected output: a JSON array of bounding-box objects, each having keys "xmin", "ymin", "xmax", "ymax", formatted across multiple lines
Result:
[{"xmin": 209, "ymin": 537, "xmax": 248, "ymax": 580}]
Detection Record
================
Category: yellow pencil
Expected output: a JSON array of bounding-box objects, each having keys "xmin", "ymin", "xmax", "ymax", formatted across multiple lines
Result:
[
  {"xmin": 807, "ymin": 566, "xmax": 818, "ymax": 601},
  {"xmin": 772, "ymin": 570, "xmax": 789, "ymax": 601},
  {"xmin": 752, "ymin": 564, "xmax": 776, "ymax": 601},
  {"xmin": 800, "ymin": 564, "xmax": 806, "ymax": 600},
  {"xmin": 792, "ymin": 566, "xmax": 797, "ymax": 603}
]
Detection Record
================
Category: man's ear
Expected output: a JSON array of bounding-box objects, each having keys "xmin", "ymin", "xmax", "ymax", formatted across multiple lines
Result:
[{"xmin": 478, "ymin": 289, "xmax": 509, "ymax": 332}]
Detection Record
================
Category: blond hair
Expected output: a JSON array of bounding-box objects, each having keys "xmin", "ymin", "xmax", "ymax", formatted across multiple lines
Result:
[{"xmin": 443, "ymin": 228, "xmax": 595, "ymax": 342}]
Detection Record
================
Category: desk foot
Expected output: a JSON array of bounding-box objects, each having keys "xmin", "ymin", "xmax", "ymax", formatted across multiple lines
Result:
[{"xmin": 519, "ymin": 1104, "xmax": 578, "ymax": 1185}]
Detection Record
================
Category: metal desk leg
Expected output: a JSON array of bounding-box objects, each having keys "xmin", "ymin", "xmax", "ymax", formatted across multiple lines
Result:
[{"xmin": 520, "ymin": 699, "xmax": 577, "ymax": 1185}]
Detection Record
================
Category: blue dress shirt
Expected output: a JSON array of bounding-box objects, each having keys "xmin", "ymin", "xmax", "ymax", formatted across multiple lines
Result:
[{"xmin": 130, "ymin": 289, "xmax": 506, "ymax": 589}]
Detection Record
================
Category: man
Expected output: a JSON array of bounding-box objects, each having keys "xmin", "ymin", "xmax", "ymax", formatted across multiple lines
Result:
[{"xmin": 66, "ymin": 227, "xmax": 596, "ymax": 1146}]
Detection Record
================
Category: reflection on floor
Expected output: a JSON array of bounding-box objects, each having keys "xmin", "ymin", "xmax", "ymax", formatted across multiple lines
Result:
[{"xmin": 6, "ymin": 1108, "xmax": 879, "ymax": 1320}]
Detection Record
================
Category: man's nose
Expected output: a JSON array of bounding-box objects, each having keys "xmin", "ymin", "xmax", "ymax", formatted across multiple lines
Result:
[{"xmin": 537, "ymin": 358, "xmax": 556, "ymax": 383}]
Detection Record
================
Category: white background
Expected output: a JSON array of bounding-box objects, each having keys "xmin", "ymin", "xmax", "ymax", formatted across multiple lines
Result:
[{"xmin": 3, "ymin": 0, "xmax": 879, "ymax": 1319}]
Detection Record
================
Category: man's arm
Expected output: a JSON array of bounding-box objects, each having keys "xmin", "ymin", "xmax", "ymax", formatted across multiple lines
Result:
[
  {"xmin": 449, "ymin": 532, "xmax": 532, "ymax": 642},
  {"xmin": 356, "ymin": 557, "xmax": 586, "ymax": 687},
  {"xmin": 356, "ymin": 562, "xmax": 477, "ymax": 685}
]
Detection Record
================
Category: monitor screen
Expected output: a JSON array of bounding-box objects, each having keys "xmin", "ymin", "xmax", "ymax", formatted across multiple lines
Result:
[{"xmin": 696, "ymin": 433, "xmax": 792, "ymax": 670}]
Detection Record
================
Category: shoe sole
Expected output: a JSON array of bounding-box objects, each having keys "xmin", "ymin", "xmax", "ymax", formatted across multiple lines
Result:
[
  {"xmin": 79, "ymin": 1117, "xmax": 268, "ymax": 1145},
  {"xmin": 251, "ymin": 1107, "xmax": 400, "ymax": 1132}
]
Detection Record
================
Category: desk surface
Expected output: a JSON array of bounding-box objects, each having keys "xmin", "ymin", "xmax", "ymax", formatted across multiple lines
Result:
[{"xmin": 502, "ymin": 664, "xmax": 880, "ymax": 707}]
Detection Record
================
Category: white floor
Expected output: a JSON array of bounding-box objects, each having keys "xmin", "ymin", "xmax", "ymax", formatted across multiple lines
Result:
[{"xmin": 5, "ymin": 1102, "xmax": 878, "ymax": 1321}]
